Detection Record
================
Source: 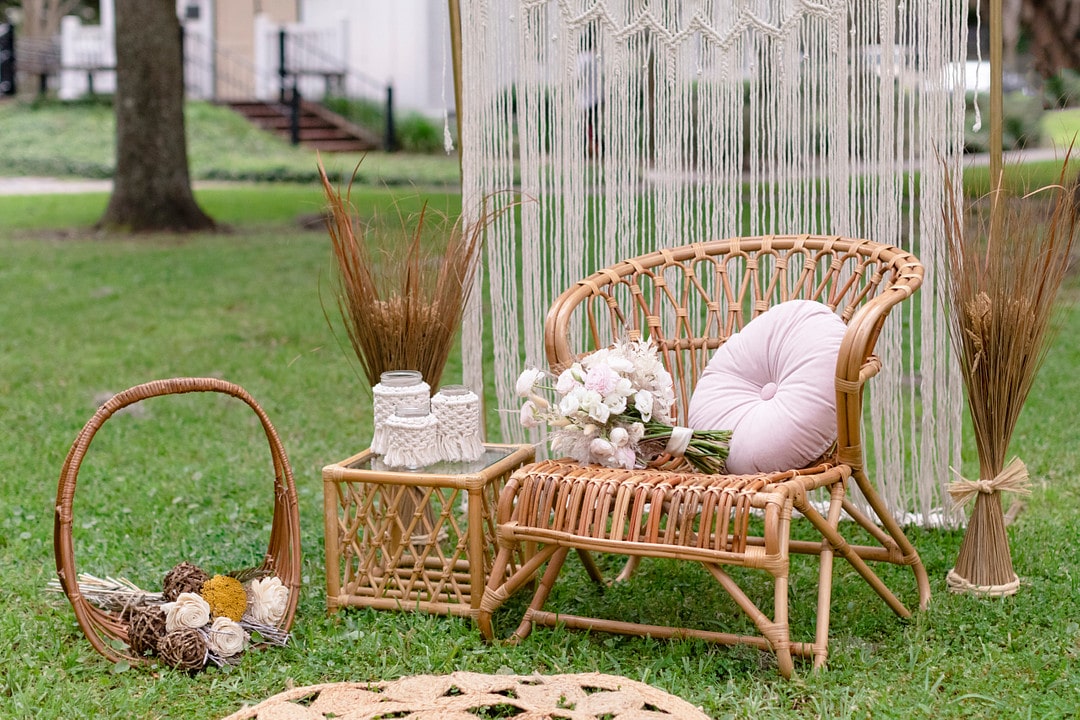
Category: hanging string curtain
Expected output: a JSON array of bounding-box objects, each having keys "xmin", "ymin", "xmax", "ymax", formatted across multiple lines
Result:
[{"xmin": 460, "ymin": 0, "xmax": 966, "ymax": 526}]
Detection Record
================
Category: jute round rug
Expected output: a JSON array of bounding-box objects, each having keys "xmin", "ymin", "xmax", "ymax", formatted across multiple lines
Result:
[{"xmin": 220, "ymin": 671, "xmax": 710, "ymax": 720}]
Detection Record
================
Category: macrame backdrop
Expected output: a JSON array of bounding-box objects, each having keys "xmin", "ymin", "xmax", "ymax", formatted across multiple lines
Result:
[{"xmin": 459, "ymin": 0, "xmax": 966, "ymax": 526}]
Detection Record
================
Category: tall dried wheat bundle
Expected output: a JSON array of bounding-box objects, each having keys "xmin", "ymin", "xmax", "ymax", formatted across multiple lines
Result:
[
  {"xmin": 943, "ymin": 155, "xmax": 1079, "ymax": 595},
  {"xmin": 318, "ymin": 159, "xmax": 486, "ymax": 390}
]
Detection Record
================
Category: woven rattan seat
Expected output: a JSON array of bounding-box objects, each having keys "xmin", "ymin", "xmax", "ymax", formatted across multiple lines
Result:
[{"xmin": 478, "ymin": 234, "xmax": 931, "ymax": 677}]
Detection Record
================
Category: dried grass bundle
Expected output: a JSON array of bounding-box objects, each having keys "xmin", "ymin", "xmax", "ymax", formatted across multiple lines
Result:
[
  {"xmin": 319, "ymin": 159, "xmax": 486, "ymax": 389},
  {"xmin": 943, "ymin": 155, "xmax": 1079, "ymax": 595}
]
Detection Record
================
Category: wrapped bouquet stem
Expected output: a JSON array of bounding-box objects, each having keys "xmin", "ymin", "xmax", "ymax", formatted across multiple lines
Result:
[{"xmin": 516, "ymin": 338, "xmax": 731, "ymax": 473}]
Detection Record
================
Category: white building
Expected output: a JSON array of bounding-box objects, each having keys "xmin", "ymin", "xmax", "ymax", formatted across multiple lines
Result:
[{"xmin": 58, "ymin": 0, "xmax": 454, "ymax": 117}]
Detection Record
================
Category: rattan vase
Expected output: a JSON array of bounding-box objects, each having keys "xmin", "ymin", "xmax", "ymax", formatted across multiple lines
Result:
[{"xmin": 53, "ymin": 377, "xmax": 302, "ymax": 665}]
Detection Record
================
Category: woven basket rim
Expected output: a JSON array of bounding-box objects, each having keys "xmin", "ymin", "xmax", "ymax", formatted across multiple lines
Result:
[{"xmin": 52, "ymin": 377, "xmax": 302, "ymax": 666}]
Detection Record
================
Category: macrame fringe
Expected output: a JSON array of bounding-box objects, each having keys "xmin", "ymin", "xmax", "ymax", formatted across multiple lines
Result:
[
  {"xmin": 432, "ymin": 390, "xmax": 486, "ymax": 463},
  {"xmin": 459, "ymin": 0, "xmax": 965, "ymax": 526}
]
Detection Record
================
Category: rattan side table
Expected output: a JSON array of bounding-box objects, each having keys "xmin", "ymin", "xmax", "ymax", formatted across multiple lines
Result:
[{"xmin": 322, "ymin": 443, "xmax": 534, "ymax": 618}]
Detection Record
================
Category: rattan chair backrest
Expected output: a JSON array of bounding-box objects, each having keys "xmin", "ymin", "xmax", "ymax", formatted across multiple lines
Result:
[{"xmin": 544, "ymin": 234, "xmax": 924, "ymax": 425}]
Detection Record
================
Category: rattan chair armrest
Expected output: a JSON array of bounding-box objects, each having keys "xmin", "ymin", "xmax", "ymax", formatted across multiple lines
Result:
[{"xmin": 833, "ymin": 282, "xmax": 919, "ymax": 471}]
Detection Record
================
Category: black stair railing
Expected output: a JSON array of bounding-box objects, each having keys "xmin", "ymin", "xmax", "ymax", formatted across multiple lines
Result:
[{"xmin": 275, "ymin": 28, "xmax": 395, "ymax": 150}]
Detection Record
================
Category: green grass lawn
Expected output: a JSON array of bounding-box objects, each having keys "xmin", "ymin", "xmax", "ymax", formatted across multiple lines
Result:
[
  {"xmin": 1041, "ymin": 108, "xmax": 1080, "ymax": 149},
  {"xmin": 0, "ymin": 98, "xmax": 461, "ymax": 187},
  {"xmin": 1, "ymin": 185, "xmax": 1079, "ymax": 719}
]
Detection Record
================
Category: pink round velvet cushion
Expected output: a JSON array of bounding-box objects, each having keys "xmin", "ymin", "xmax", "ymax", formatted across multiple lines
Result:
[{"xmin": 686, "ymin": 300, "xmax": 847, "ymax": 475}]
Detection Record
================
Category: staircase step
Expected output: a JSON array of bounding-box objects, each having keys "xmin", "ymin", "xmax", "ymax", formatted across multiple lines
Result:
[
  {"xmin": 296, "ymin": 127, "xmax": 357, "ymax": 141},
  {"xmin": 225, "ymin": 100, "xmax": 379, "ymax": 153},
  {"xmin": 248, "ymin": 116, "xmax": 330, "ymax": 130}
]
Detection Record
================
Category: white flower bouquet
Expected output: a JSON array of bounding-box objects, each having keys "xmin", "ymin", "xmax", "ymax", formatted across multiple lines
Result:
[{"xmin": 516, "ymin": 338, "xmax": 731, "ymax": 473}]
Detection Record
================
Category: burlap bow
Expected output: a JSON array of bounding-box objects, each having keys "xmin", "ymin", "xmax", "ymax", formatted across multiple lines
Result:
[{"xmin": 947, "ymin": 456, "xmax": 1032, "ymax": 510}]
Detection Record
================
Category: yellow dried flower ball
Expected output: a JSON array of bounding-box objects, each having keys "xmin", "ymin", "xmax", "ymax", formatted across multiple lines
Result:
[{"xmin": 200, "ymin": 574, "xmax": 247, "ymax": 622}]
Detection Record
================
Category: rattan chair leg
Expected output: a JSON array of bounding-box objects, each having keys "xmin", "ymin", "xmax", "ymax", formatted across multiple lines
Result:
[
  {"xmin": 850, "ymin": 468, "xmax": 932, "ymax": 610},
  {"xmin": 513, "ymin": 546, "xmax": 572, "ymax": 643},
  {"xmin": 614, "ymin": 555, "xmax": 640, "ymax": 583},
  {"xmin": 479, "ymin": 543, "xmax": 561, "ymax": 642},
  {"xmin": 797, "ymin": 495, "xmax": 910, "ymax": 618},
  {"xmin": 812, "ymin": 483, "xmax": 847, "ymax": 670},
  {"xmin": 840, "ymin": 498, "xmax": 904, "ymax": 562},
  {"xmin": 704, "ymin": 563, "xmax": 794, "ymax": 678},
  {"xmin": 576, "ymin": 548, "xmax": 605, "ymax": 585}
]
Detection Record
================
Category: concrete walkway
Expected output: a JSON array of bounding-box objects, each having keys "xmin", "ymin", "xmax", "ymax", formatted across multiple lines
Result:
[
  {"xmin": 0, "ymin": 177, "xmax": 247, "ymax": 195},
  {"xmin": 0, "ymin": 176, "xmax": 112, "ymax": 195},
  {"xmin": 0, "ymin": 148, "xmax": 1068, "ymax": 196}
]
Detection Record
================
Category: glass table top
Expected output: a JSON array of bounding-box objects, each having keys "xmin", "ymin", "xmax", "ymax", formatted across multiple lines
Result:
[{"xmin": 346, "ymin": 445, "xmax": 521, "ymax": 475}]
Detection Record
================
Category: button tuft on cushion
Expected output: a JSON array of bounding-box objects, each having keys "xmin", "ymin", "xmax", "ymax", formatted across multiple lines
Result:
[{"xmin": 760, "ymin": 382, "xmax": 777, "ymax": 401}]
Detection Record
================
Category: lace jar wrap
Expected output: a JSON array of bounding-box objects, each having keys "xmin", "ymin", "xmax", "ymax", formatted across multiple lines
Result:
[
  {"xmin": 371, "ymin": 371, "xmax": 430, "ymax": 455},
  {"xmin": 382, "ymin": 405, "xmax": 440, "ymax": 470},
  {"xmin": 431, "ymin": 385, "xmax": 485, "ymax": 462}
]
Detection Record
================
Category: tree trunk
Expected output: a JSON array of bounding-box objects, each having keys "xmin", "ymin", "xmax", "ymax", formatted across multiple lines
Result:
[
  {"xmin": 1021, "ymin": 0, "xmax": 1080, "ymax": 79},
  {"xmin": 99, "ymin": 0, "xmax": 214, "ymax": 233}
]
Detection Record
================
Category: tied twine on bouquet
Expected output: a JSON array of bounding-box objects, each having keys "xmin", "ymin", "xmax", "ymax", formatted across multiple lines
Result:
[{"xmin": 515, "ymin": 338, "xmax": 731, "ymax": 473}]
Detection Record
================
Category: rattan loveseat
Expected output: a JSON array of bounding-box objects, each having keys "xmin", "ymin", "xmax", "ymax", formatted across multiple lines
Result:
[{"xmin": 478, "ymin": 234, "xmax": 931, "ymax": 677}]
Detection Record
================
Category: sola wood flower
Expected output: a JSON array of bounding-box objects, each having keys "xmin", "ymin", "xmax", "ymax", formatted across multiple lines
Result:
[
  {"xmin": 162, "ymin": 592, "xmax": 211, "ymax": 632},
  {"xmin": 200, "ymin": 574, "xmax": 247, "ymax": 622},
  {"xmin": 246, "ymin": 576, "xmax": 289, "ymax": 626},
  {"xmin": 203, "ymin": 617, "xmax": 248, "ymax": 658}
]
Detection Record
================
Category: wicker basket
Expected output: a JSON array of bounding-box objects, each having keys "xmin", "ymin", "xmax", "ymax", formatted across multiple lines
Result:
[{"xmin": 53, "ymin": 377, "xmax": 302, "ymax": 665}]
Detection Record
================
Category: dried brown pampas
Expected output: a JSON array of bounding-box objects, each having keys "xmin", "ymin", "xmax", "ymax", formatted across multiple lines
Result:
[
  {"xmin": 318, "ymin": 157, "xmax": 487, "ymax": 390},
  {"xmin": 943, "ymin": 152, "xmax": 1079, "ymax": 595}
]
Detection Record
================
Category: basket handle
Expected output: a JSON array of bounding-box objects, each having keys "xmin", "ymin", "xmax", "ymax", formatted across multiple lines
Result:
[{"xmin": 53, "ymin": 377, "xmax": 302, "ymax": 665}]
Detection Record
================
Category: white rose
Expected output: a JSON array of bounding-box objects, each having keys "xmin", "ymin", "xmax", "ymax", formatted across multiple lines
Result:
[
  {"xmin": 633, "ymin": 390, "xmax": 654, "ymax": 420},
  {"xmin": 614, "ymin": 445, "xmax": 636, "ymax": 469},
  {"xmin": 162, "ymin": 592, "xmax": 211, "ymax": 632},
  {"xmin": 559, "ymin": 392, "xmax": 580, "ymax": 416},
  {"xmin": 247, "ymin": 576, "xmax": 289, "ymax": 627},
  {"xmin": 515, "ymin": 368, "xmax": 544, "ymax": 398},
  {"xmin": 589, "ymin": 437, "xmax": 616, "ymax": 461},
  {"xmin": 586, "ymin": 400, "xmax": 611, "ymax": 424},
  {"xmin": 519, "ymin": 400, "xmax": 540, "ymax": 428},
  {"xmin": 204, "ymin": 616, "xmax": 248, "ymax": 658},
  {"xmin": 555, "ymin": 368, "xmax": 580, "ymax": 395}
]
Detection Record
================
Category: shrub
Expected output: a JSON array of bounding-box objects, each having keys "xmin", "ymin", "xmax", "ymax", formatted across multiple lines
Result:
[
  {"xmin": 1044, "ymin": 69, "xmax": 1080, "ymax": 109},
  {"xmin": 323, "ymin": 96, "xmax": 386, "ymax": 132},
  {"xmin": 963, "ymin": 90, "xmax": 1044, "ymax": 153},
  {"xmin": 395, "ymin": 112, "xmax": 445, "ymax": 154}
]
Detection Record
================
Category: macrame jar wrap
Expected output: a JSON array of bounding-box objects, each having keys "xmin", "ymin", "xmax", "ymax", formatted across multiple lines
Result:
[
  {"xmin": 382, "ymin": 405, "xmax": 440, "ymax": 470},
  {"xmin": 432, "ymin": 385, "xmax": 485, "ymax": 462},
  {"xmin": 372, "ymin": 371, "xmax": 431, "ymax": 455}
]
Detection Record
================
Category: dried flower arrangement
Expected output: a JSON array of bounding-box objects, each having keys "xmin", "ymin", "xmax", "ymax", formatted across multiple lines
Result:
[
  {"xmin": 318, "ymin": 159, "xmax": 488, "ymax": 390},
  {"xmin": 49, "ymin": 563, "xmax": 291, "ymax": 670},
  {"xmin": 942, "ymin": 156, "xmax": 1079, "ymax": 596}
]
